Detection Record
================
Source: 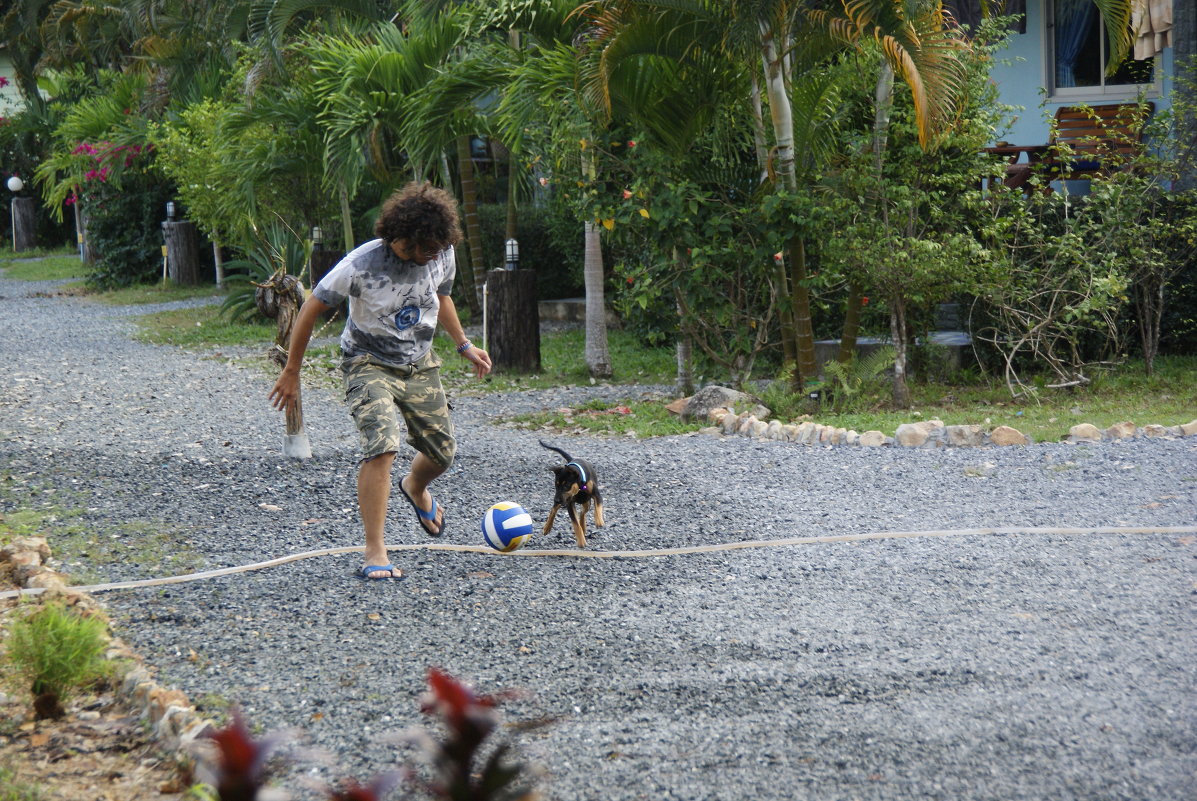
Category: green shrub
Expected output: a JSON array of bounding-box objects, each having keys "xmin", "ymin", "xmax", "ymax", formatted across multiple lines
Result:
[
  {"xmin": 4, "ymin": 600, "xmax": 112, "ymax": 719},
  {"xmin": 83, "ymin": 169, "xmax": 180, "ymax": 289},
  {"xmin": 477, "ymin": 201, "xmax": 583, "ymax": 300}
]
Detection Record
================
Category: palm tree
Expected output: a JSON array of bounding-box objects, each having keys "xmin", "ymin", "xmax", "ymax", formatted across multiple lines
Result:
[
  {"xmin": 584, "ymin": 0, "xmax": 972, "ymax": 388},
  {"xmin": 402, "ymin": 0, "xmax": 614, "ymax": 376}
]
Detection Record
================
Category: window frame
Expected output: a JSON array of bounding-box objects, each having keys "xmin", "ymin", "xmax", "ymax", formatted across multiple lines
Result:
[{"xmin": 1044, "ymin": 0, "xmax": 1161, "ymax": 102}]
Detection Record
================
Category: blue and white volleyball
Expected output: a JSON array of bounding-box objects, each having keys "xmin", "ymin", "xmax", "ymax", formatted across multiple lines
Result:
[{"xmin": 481, "ymin": 502, "xmax": 534, "ymax": 552}]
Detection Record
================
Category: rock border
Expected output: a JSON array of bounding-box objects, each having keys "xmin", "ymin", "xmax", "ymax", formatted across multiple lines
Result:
[
  {"xmin": 702, "ymin": 410, "xmax": 1197, "ymax": 448},
  {"xmin": 0, "ymin": 538, "xmax": 214, "ymax": 764}
]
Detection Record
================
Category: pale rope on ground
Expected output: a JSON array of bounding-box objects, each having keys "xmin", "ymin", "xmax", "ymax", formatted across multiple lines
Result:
[{"xmin": 4, "ymin": 524, "xmax": 1195, "ymax": 600}]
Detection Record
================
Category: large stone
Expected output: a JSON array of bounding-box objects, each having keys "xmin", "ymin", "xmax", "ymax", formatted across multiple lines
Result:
[
  {"xmin": 1179, "ymin": 419, "xmax": 1197, "ymax": 436},
  {"xmin": 721, "ymin": 412, "xmax": 741, "ymax": 435},
  {"xmin": 988, "ymin": 425, "xmax": 1028, "ymax": 446},
  {"xmin": 0, "ymin": 536, "xmax": 51, "ymax": 562},
  {"xmin": 895, "ymin": 423, "xmax": 930, "ymax": 447},
  {"xmin": 945, "ymin": 424, "xmax": 985, "ymax": 447},
  {"xmin": 765, "ymin": 420, "xmax": 784, "ymax": 440},
  {"xmin": 737, "ymin": 415, "xmax": 759, "ymax": 436},
  {"xmin": 665, "ymin": 397, "xmax": 688, "ymax": 416},
  {"xmin": 1068, "ymin": 423, "xmax": 1103, "ymax": 442},
  {"xmin": 1142, "ymin": 424, "xmax": 1169, "ymax": 438},
  {"xmin": 1106, "ymin": 421, "xmax": 1137, "ymax": 440},
  {"xmin": 750, "ymin": 420, "xmax": 769, "ymax": 438},
  {"xmin": 707, "ymin": 407, "xmax": 731, "ymax": 424},
  {"xmin": 844, "ymin": 430, "xmax": 860, "ymax": 446},
  {"xmin": 859, "ymin": 430, "xmax": 888, "ymax": 447},
  {"xmin": 682, "ymin": 385, "xmax": 770, "ymax": 423}
]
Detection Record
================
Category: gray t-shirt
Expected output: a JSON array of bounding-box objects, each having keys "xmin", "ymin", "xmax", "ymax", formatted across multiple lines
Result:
[{"xmin": 312, "ymin": 238, "xmax": 456, "ymax": 368}]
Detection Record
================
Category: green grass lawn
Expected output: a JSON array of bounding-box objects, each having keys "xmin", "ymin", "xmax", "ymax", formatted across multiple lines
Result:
[
  {"xmin": 130, "ymin": 304, "xmax": 276, "ymax": 348},
  {"xmin": 0, "ymin": 252, "xmax": 87, "ymax": 282}
]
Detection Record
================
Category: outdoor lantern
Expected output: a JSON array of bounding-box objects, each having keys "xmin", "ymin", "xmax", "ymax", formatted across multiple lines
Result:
[
  {"xmin": 312, "ymin": 226, "xmax": 324, "ymax": 249},
  {"xmin": 166, "ymin": 201, "xmax": 177, "ymax": 221},
  {"xmin": 6, "ymin": 176, "xmax": 23, "ymax": 193},
  {"xmin": 504, "ymin": 237, "xmax": 519, "ymax": 270}
]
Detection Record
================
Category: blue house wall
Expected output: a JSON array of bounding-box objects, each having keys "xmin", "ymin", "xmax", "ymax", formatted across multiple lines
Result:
[{"xmin": 986, "ymin": 0, "xmax": 1176, "ymax": 147}]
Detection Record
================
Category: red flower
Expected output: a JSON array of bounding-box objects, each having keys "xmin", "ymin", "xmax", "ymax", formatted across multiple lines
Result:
[
  {"xmin": 626, "ymin": 276, "xmax": 634, "ymax": 285},
  {"xmin": 0, "ymin": 76, "xmax": 9, "ymax": 87},
  {"xmin": 861, "ymin": 296, "xmax": 870, "ymax": 305},
  {"xmin": 622, "ymin": 189, "xmax": 632, "ymax": 199},
  {"xmin": 627, "ymin": 140, "xmax": 636, "ymax": 148}
]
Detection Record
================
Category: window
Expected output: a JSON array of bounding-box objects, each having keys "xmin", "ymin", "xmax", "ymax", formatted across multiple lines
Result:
[{"xmin": 1050, "ymin": 0, "xmax": 1156, "ymax": 98}]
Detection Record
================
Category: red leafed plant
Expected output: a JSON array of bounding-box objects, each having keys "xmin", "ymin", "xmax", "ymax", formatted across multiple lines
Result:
[
  {"xmin": 196, "ymin": 709, "xmax": 293, "ymax": 801},
  {"xmin": 404, "ymin": 667, "xmax": 540, "ymax": 801},
  {"xmin": 194, "ymin": 669, "xmax": 542, "ymax": 801}
]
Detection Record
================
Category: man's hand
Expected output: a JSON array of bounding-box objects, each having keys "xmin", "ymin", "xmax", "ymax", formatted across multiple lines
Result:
[
  {"xmin": 462, "ymin": 345, "xmax": 492, "ymax": 379},
  {"xmin": 269, "ymin": 367, "xmax": 301, "ymax": 413}
]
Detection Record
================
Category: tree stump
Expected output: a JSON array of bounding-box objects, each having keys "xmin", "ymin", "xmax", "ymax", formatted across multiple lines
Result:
[
  {"xmin": 486, "ymin": 268, "xmax": 540, "ymax": 373},
  {"xmin": 12, "ymin": 197, "xmax": 36, "ymax": 252},
  {"xmin": 162, "ymin": 220, "xmax": 201, "ymax": 285},
  {"xmin": 310, "ymin": 249, "xmax": 342, "ymax": 287},
  {"xmin": 256, "ymin": 272, "xmax": 312, "ymax": 459}
]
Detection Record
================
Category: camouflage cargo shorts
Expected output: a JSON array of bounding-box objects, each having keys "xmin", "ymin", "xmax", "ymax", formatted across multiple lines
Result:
[{"xmin": 342, "ymin": 349, "xmax": 455, "ymax": 467}]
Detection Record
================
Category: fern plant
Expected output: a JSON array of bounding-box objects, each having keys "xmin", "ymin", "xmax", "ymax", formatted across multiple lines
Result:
[{"xmin": 821, "ymin": 345, "xmax": 896, "ymax": 414}]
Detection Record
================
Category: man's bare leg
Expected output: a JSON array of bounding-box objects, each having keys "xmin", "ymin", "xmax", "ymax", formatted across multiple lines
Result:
[
  {"xmin": 400, "ymin": 451, "xmax": 446, "ymax": 534},
  {"xmin": 358, "ymin": 451, "xmax": 399, "ymax": 578}
]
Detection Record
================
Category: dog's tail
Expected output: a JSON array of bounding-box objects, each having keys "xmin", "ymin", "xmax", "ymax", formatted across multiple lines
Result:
[{"xmin": 538, "ymin": 439, "xmax": 571, "ymax": 462}]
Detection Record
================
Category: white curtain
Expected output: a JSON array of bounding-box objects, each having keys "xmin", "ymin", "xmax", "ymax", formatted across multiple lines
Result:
[{"xmin": 1133, "ymin": 0, "xmax": 1172, "ymax": 60}]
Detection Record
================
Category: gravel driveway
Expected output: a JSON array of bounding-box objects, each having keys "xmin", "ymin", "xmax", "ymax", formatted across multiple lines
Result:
[{"xmin": 2, "ymin": 268, "xmax": 1195, "ymax": 801}]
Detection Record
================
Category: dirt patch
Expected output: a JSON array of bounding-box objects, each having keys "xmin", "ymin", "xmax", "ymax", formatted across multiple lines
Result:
[{"xmin": 1, "ymin": 579, "xmax": 191, "ymax": 799}]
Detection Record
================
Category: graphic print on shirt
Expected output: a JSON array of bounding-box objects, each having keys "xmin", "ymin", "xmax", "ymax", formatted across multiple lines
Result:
[{"xmin": 382, "ymin": 286, "xmax": 425, "ymax": 332}]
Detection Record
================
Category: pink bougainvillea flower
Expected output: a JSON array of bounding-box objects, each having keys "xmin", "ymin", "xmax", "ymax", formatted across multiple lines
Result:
[
  {"xmin": 773, "ymin": 252, "xmax": 784, "ymax": 262},
  {"xmin": 0, "ymin": 76, "xmax": 9, "ymax": 87}
]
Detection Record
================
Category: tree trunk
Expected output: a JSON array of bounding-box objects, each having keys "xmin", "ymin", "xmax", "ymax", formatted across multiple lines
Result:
[
  {"xmin": 675, "ymin": 295, "xmax": 694, "ymax": 396},
  {"xmin": 486, "ymin": 268, "xmax": 540, "ymax": 373},
  {"xmin": 760, "ymin": 25, "xmax": 815, "ymax": 387},
  {"xmin": 890, "ymin": 295, "xmax": 911, "ymax": 408},
  {"xmin": 162, "ymin": 221, "xmax": 201, "ymax": 285},
  {"xmin": 838, "ymin": 281, "xmax": 864, "ymax": 363},
  {"xmin": 11, "ymin": 197, "xmax": 36, "ymax": 252},
  {"xmin": 260, "ymin": 274, "xmax": 311, "ymax": 458},
  {"xmin": 456, "ymin": 135, "xmax": 484, "ymax": 315},
  {"xmin": 339, "ymin": 183, "xmax": 355, "ymax": 253},
  {"xmin": 213, "ymin": 241, "xmax": 225, "ymax": 288},
  {"xmin": 841, "ymin": 62, "xmax": 895, "ymax": 365},
  {"xmin": 583, "ymin": 220, "xmax": 613, "ymax": 378}
]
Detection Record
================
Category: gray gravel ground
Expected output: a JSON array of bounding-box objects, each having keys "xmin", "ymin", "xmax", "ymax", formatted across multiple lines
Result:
[{"xmin": 2, "ymin": 267, "xmax": 1195, "ymax": 800}]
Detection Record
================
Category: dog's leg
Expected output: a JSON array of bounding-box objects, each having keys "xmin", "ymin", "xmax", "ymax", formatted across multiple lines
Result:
[
  {"xmin": 567, "ymin": 502, "xmax": 587, "ymax": 548},
  {"xmin": 592, "ymin": 488, "xmax": 605, "ymax": 528},
  {"xmin": 542, "ymin": 504, "xmax": 561, "ymax": 536}
]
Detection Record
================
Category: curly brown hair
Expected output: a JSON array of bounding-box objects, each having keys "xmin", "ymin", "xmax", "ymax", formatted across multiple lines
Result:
[{"xmin": 373, "ymin": 182, "xmax": 463, "ymax": 250}]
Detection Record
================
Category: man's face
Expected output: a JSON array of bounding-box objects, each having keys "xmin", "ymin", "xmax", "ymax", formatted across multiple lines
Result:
[{"xmin": 391, "ymin": 238, "xmax": 441, "ymax": 266}]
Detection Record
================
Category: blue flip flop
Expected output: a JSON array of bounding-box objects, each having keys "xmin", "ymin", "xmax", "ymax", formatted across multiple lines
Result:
[
  {"xmin": 357, "ymin": 564, "xmax": 401, "ymax": 581},
  {"xmin": 399, "ymin": 476, "xmax": 445, "ymax": 537}
]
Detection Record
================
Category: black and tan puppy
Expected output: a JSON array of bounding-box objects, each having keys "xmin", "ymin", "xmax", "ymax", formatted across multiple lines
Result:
[{"xmin": 539, "ymin": 440, "xmax": 604, "ymax": 548}]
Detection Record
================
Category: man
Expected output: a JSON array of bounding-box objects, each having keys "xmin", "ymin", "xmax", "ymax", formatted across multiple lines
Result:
[{"xmin": 269, "ymin": 182, "xmax": 492, "ymax": 580}]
